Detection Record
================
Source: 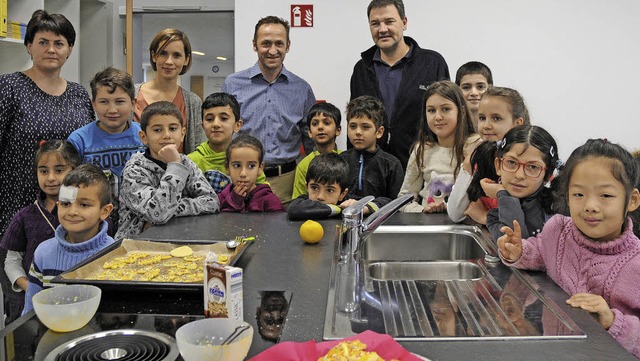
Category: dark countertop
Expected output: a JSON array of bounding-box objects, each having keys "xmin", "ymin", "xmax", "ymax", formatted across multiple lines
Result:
[{"xmin": 0, "ymin": 212, "xmax": 634, "ymax": 360}]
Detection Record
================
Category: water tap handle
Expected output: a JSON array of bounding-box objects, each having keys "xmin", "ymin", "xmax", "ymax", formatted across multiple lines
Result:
[{"xmin": 342, "ymin": 196, "xmax": 375, "ymax": 222}]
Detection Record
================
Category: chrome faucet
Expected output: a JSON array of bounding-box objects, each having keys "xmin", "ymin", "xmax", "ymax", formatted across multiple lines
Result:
[{"xmin": 335, "ymin": 194, "xmax": 413, "ymax": 314}]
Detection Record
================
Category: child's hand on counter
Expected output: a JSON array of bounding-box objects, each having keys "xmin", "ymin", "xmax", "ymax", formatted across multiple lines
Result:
[{"xmin": 566, "ymin": 293, "xmax": 614, "ymax": 330}]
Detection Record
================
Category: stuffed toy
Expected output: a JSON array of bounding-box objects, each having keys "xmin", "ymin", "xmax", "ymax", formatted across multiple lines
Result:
[{"xmin": 425, "ymin": 171, "xmax": 454, "ymax": 205}]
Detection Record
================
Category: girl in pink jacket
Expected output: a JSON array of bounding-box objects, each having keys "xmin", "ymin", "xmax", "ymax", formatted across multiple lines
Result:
[
  {"xmin": 219, "ymin": 134, "xmax": 284, "ymax": 213},
  {"xmin": 497, "ymin": 139, "xmax": 640, "ymax": 358}
]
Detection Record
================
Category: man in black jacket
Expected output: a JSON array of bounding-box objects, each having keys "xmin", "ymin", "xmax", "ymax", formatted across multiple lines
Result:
[{"xmin": 350, "ymin": 0, "xmax": 449, "ymax": 169}]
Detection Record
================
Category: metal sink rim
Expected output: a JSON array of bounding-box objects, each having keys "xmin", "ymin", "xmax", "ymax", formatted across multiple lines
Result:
[
  {"xmin": 364, "ymin": 224, "xmax": 500, "ymax": 263},
  {"xmin": 366, "ymin": 260, "xmax": 486, "ymax": 281}
]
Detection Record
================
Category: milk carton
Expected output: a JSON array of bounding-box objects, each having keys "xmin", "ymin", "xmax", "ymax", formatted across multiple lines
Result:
[{"xmin": 204, "ymin": 254, "xmax": 243, "ymax": 320}]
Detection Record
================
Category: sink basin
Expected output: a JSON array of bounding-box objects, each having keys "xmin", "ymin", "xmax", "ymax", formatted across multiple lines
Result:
[
  {"xmin": 324, "ymin": 224, "xmax": 585, "ymax": 341},
  {"xmin": 363, "ymin": 225, "xmax": 494, "ymax": 262},
  {"xmin": 367, "ymin": 261, "xmax": 485, "ymax": 281},
  {"xmin": 363, "ymin": 225, "xmax": 493, "ymax": 282}
]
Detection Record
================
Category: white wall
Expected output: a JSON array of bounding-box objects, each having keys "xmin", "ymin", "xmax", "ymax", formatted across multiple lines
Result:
[
  {"xmin": 79, "ymin": 1, "xmax": 113, "ymax": 89},
  {"xmin": 234, "ymin": 0, "xmax": 640, "ymax": 157},
  {"xmin": 190, "ymin": 58, "xmax": 235, "ymax": 97}
]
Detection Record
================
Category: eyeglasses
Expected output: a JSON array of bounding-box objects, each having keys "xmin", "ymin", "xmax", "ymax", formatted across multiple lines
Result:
[{"xmin": 500, "ymin": 158, "xmax": 546, "ymax": 178}]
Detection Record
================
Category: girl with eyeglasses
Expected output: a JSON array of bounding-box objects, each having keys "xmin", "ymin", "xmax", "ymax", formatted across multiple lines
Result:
[
  {"xmin": 448, "ymin": 86, "xmax": 531, "ymax": 225},
  {"xmin": 497, "ymin": 139, "xmax": 640, "ymax": 358},
  {"xmin": 480, "ymin": 125, "xmax": 560, "ymax": 241}
]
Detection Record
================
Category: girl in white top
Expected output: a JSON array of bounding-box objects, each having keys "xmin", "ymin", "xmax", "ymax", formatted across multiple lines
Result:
[
  {"xmin": 447, "ymin": 87, "xmax": 529, "ymax": 223},
  {"xmin": 399, "ymin": 81, "xmax": 480, "ymax": 213}
]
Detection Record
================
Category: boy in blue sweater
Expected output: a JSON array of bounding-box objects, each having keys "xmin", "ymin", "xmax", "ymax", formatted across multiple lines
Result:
[
  {"xmin": 67, "ymin": 67, "xmax": 146, "ymax": 228},
  {"xmin": 23, "ymin": 164, "xmax": 116, "ymax": 314}
]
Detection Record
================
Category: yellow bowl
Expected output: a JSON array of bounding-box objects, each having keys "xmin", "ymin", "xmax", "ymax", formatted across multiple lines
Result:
[
  {"xmin": 176, "ymin": 318, "xmax": 253, "ymax": 361},
  {"xmin": 32, "ymin": 285, "xmax": 101, "ymax": 332}
]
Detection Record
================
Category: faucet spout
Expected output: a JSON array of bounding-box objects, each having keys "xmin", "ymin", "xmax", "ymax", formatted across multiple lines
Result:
[
  {"xmin": 335, "ymin": 194, "xmax": 413, "ymax": 315},
  {"xmin": 361, "ymin": 194, "xmax": 413, "ymax": 238},
  {"xmin": 340, "ymin": 194, "xmax": 413, "ymax": 258},
  {"xmin": 340, "ymin": 196, "xmax": 374, "ymax": 258},
  {"xmin": 341, "ymin": 196, "xmax": 375, "ymax": 218}
]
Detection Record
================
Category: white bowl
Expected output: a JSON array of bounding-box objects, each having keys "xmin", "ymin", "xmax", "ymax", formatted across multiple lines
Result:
[
  {"xmin": 32, "ymin": 284, "xmax": 101, "ymax": 333},
  {"xmin": 176, "ymin": 318, "xmax": 253, "ymax": 361}
]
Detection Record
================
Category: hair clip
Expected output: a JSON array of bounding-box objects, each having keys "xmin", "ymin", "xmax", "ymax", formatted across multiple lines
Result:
[
  {"xmin": 496, "ymin": 139, "xmax": 506, "ymax": 149},
  {"xmin": 549, "ymin": 146, "xmax": 555, "ymax": 157},
  {"xmin": 39, "ymin": 140, "xmax": 47, "ymax": 148},
  {"xmin": 555, "ymin": 159, "xmax": 564, "ymax": 168}
]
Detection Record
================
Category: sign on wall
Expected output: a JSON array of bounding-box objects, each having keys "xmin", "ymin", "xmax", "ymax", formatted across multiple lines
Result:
[{"xmin": 291, "ymin": 5, "xmax": 313, "ymax": 27}]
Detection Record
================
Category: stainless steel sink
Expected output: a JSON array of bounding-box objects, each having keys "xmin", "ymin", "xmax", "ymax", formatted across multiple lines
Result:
[
  {"xmin": 364, "ymin": 225, "xmax": 491, "ymax": 262},
  {"xmin": 363, "ymin": 225, "xmax": 492, "ymax": 282},
  {"xmin": 367, "ymin": 261, "xmax": 485, "ymax": 281},
  {"xmin": 324, "ymin": 224, "xmax": 585, "ymax": 341}
]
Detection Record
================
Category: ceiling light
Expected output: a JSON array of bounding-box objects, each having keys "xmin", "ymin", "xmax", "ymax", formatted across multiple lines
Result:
[
  {"xmin": 141, "ymin": 6, "xmax": 201, "ymax": 11},
  {"xmin": 216, "ymin": 56, "xmax": 227, "ymax": 61},
  {"xmin": 192, "ymin": 51, "xmax": 205, "ymax": 56}
]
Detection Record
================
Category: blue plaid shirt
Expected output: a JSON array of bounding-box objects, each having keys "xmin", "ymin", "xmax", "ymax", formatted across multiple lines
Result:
[
  {"xmin": 222, "ymin": 63, "xmax": 316, "ymax": 166},
  {"xmin": 204, "ymin": 170, "xmax": 232, "ymax": 194}
]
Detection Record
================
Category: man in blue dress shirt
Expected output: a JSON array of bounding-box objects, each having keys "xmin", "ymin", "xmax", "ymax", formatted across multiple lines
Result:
[{"xmin": 223, "ymin": 16, "xmax": 316, "ymax": 205}]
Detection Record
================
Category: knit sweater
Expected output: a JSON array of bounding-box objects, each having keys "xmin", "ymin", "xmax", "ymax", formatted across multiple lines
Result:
[
  {"xmin": 116, "ymin": 151, "xmax": 219, "ymax": 240},
  {"xmin": 219, "ymin": 184, "xmax": 285, "ymax": 213},
  {"xmin": 22, "ymin": 221, "xmax": 115, "ymax": 314},
  {"xmin": 399, "ymin": 135, "xmax": 480, "ymax": 212},
  {"xmin": 506, "ymin": 214, "xmax": 640, "ymax": 358},
  {"xmin": 0, "ymin": 192, "xmax": 58, "ymax": 287}
]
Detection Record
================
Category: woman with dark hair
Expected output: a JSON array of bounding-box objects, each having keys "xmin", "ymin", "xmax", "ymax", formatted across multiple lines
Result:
[
  {"xmin": 0, "ymin": 10, "xmax": 93, "ymax": 240},
  {"xmin": 133, "ymin": 28, "xmax": 204, "ymax": 154}
]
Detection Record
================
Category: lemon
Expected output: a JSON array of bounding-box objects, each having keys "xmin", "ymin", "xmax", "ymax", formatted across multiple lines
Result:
[{"xmin": 300, "ymin": 220, "xmax": 324, "ymax": 244}]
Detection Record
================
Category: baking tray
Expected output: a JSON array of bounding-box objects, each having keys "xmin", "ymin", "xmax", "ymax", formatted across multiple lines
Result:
[{"xmin": 51, "ymin": 238, "xmax": 251, "ymax": 292}]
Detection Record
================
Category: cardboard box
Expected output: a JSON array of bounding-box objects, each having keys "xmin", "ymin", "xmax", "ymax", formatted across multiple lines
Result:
[{"xmin": 204, "ymin": 256, "xmax": 243, "ymax": 320}]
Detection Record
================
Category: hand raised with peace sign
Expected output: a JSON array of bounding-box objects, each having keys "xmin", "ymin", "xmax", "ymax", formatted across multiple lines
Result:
[{"xmin": 497, "ymin": 220, "xmax": 523, "ymax": 262}]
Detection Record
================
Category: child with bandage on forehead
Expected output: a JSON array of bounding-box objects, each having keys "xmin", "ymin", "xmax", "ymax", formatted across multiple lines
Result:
[{"xmin": 22, "ymin": 164, "xmax": 116, "ymax": 314}]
